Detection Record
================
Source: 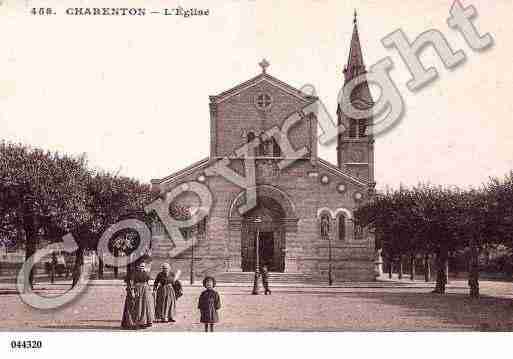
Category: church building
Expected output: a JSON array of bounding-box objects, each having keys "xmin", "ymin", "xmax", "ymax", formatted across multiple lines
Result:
[{"xmin": 150, "ymin": 16, "xmax": 379, "ymax": 282}]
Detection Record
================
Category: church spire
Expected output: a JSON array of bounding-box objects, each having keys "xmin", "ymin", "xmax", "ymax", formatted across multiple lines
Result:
[
  {"xmin": 337, "ymin": 12, "xmax": 375, "ymax": 183},
  {"xmin": 344, "ymin": 10, "xmax": 366, "ymax": 83}
]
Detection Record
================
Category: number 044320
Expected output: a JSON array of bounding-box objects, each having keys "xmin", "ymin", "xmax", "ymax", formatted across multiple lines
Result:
[{"xmin": 10, "ymin": 340, "xmax": 42, "ymax": 349}]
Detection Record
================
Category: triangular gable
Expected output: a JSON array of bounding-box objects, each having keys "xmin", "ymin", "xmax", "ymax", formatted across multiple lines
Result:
[{"xmin": 210, "ymin": 73, "xmax": 317, "ymax": 104}]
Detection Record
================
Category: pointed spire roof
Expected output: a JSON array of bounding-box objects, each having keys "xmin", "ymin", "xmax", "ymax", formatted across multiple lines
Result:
[
  {"xmin": 344, "ymin": 10, "xmax": 365, "ymax": 81},
  {"xmin": 342, "ymin": 11, "xmax": 374, "ymax": 106}
]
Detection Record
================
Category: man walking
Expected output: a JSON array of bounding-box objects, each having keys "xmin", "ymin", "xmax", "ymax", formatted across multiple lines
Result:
[{"xmin": 261, "ymin": 265, "xmax": 271, "ymax": 295}]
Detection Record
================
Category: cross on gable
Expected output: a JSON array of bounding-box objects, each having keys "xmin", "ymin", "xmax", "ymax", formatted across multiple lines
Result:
[{"xmin": 259, "ymin": 59, "xmax": 270, "ymax": 73}]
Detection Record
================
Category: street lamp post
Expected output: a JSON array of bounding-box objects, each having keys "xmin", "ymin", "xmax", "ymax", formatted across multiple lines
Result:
[
  {"xmin": 190, "ymin": 229, "xmax": 195, "ymax": 285},
  {"xmin": 321, "ymin": 215, "xmax": 332, "ymax": 286},
  {"xmin": 252, "ymin": 217, "xmax": 262, "ymax": 295},
  {"xmin": 190, "ymin": 207, "xmax": 200, "ymax": 285},
  {"xmin": 328, "ymin": 231, "xmax": 333, "ymax": 286}
]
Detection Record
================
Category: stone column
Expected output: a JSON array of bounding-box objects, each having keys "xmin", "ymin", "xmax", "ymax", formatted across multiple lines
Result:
[
  {"xmin": 374, "ymin": 249, "xmax": 383, "ymax": 277},
  {"xmin": 283, "ymin": 218, "xmax": 300, "ymax": 273},
  {"xmin": 284, "ymin": 231, "xmax": 299, "ymax": 273},
  {"xmin": 228, "ymin": 223, "xmax": 242, "ymax": 272}
]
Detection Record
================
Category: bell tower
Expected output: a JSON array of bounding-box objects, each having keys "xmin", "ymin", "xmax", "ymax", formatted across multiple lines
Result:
[{"xmin": 336, "ymin": 11, "xmax": 375, "ymax": 184}]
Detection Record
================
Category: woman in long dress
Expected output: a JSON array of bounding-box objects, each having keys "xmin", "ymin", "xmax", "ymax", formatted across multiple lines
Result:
[
  {"xmin": 154, "ymin": 263, "xmax": 177, "ymax": 323},
  {"xmin": 122, "ymin": 262, "xmax": 155, "ymax": 329},
  {"xmin": 121, "ymin": 267, "xmax": 136, "ymax": 329}
]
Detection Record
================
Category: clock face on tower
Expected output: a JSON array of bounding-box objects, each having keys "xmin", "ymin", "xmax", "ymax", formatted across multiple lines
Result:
[{"xmin": 349, "ymin": 149, "xmax": 364, "ymax": 162}]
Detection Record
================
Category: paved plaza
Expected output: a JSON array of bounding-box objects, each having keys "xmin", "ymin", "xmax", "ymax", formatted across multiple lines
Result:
[{"xmin": 0, "ymin": 279, "xmax": 512, "ymax": 331}]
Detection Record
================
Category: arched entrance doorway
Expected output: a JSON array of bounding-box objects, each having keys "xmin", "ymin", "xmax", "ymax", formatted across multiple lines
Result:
[
  {"xmin": 228, "ymin": 185, "xmax": 298, "ymax": 273},
  {"xmin": 241, "ymin": 196, "xmax": 286, "ymax": 272}
]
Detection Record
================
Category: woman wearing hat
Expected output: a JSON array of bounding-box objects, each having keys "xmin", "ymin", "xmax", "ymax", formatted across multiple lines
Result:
[
  {"xmin": 153, "ymin": 263, "xmax": 177, "ymax": 323},
  {"xmin": 125, "ymin": 262, "xmax": 155, "ymax": 329}
]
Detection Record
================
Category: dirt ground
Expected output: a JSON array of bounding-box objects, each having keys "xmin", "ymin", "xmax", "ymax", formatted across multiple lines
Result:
[{"xmin": 0, "ymin": 279, "xmax": 512, "ymax": 331}]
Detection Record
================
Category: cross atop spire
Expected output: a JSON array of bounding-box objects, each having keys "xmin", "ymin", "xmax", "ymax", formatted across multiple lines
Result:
[
  {"xmin": 341, "ymin": 12, "xmax": 373, "ymax": 104},
  {"xmin": 259, "ymin": 58, "xmax": 270, "ymax": 74},
  {"xmin": 344, "ymin": 10, "xmax": 365, "ymax": 82}
]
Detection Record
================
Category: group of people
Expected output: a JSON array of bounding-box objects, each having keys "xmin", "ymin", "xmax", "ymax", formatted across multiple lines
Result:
[
  {"xmin": 121, "ymin": 262, "xmax": 221, "ymax": 332},
  {"xmin": 121, "ymin": 262, "xmax": 183, "ymax": 329}
]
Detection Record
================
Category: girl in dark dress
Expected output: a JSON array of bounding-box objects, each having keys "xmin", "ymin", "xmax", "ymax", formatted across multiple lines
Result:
[
  {"xmin": 121, "ymin": 269, "xmax": 137, "ymax": 330},
  {"xmin": 129, "ymin": 262, "xmax": 155, "ymax": 328},
  {"xmin": 153, "ymin": 263, "xmax": 177, "ymax": 323},
  {"xmin": 198, "ymin": 276, "xmax": 221, "ymax": 332}
]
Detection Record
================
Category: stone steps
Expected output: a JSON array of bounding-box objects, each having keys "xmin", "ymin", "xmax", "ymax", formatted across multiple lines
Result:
[{"xmin": 215, "ymin": 272, "xmax": 321, "ymax": 284}]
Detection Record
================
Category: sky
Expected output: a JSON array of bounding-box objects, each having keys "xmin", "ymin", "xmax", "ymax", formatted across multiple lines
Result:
[{"xmin": 1, "ymin": 0, "xmax": 512, "ymax": 190}]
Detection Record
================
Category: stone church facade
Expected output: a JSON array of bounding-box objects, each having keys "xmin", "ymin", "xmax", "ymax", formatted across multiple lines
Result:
[{"xmin": 150, "ymin": 18, "xmax": 379, "ymax": 282}]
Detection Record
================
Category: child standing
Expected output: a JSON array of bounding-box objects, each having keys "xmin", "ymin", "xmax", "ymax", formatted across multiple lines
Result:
[{"xmin": 198, "ymin": 276, "xmax": 221, "ymax": 332}]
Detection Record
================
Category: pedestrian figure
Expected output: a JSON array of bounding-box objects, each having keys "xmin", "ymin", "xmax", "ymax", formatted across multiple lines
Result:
[
  {"xmin": 154, "ymin": 263, "xmax": 177, "ymax": 323},
  {"xmin": 173, "ymin": 272, "xmax": 183, "ymax": 300},
  {"xmin": 71, "ymin": 256, "xmax": 83, "ymax": 289},
  {"xmin": 261, "ymin": 265, "xmax": 271, "ymax": 295},
  {"xmin": 50, "ymin": 253, "xmax": 58, "ymax": 284},
  {"xmin": 198, "ymin": 276, "xmax": 221, "ymax": 332},
  {"xmin": 121, "ymin": 262, "xmax": 154, "ymax": 329},
  {"xmin": 121, "ymin": 268, "xmax": 137, "ymax": 330}
]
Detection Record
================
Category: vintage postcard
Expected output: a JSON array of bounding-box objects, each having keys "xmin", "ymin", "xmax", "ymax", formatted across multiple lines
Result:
[{"xmin": 0, "ymin": 0, "xmax": 512, "ymax": 357}]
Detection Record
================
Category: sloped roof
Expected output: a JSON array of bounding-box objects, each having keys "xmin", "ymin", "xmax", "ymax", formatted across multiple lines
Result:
[
  {"xmin": 152, "ymin": 156, "xmax": 370, "ymax": 190},
  {"xmin": 210, "ymin": 72, "xmax": 318, "ymax": 104},
  {"xmin": 151, "ymin": 157, "xmax": 212, "ymax": 187},
  {"xmin": 317, "ymin": 157, "xmax": 370, "ymax": 187}
]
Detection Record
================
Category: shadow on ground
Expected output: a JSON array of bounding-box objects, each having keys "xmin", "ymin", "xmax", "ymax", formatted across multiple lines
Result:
[
  {"xmin": 39, "ymin": 324, "xmax": 123, "ymax": 330},
  {"xmin": 334, "ymin": 291, "xmax": 513, "ymax": 331}
]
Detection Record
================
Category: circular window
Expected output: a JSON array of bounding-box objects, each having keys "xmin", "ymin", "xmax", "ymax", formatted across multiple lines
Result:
[
  {"xmin": 354, "ymin": 192, "xmax": 363, "ymax": 201},
  {"xmin": 197, "ymin": 174, "xmax": 206, "ymax": 183},
  {"xmin": 255, "ymin": 93, "xmax": 272, "ymax": 110},
  {"xmin": 337, "ymin": 183, "xmax": 346, "ymax": 193},
  {"xmin": 320, "ymin": 175, "xmax": 329, "ymax": 185}
]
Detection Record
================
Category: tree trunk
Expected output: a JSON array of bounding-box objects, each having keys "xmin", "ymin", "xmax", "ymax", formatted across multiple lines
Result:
[
  {"xmin": 469, "ymin": 237, "xmax": 480, "ymax": 298},
  {"xmin": 72, "ymin": 247, "xmax": 84, "ymax": 288},
  {"xmin": 424, "ymin": 254, "xmax": 431, "ymax": 282},
  {"xmin": 433, "ymin": 248, "xmax": 448, "ymax": 294},
  {"xmin": 445, "ymin": 257, "xmax": 450, "ymax": 284},
  {"xmin": 98, "ymin": 253, "xmax": 104, "ymax": 280},
  {"xmin": 410, "ymin": 254, "xmax": 416, "ymax": 281},
  {"xmin": 23, "ymin": 215, "xmax": 38, "ymax": 292},
  {"xmin": 398, "ymin": 257, "xmax": 403, "ymax": 280},
  {"xmin": 388, "ymin": 260, "xmax": 393, "ymax": 279},
  {"xmin": 113, "ymin": 261, "xmax": 118, "ymax": 279},
  {"xmin": 50, "ymin": 252, "xmax": 56, "ymax": 284}
]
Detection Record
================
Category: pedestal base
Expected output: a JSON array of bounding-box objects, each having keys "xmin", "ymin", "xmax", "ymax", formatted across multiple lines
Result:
[{"xmin": 285, "ymin": 258, "xmax": 298, "ymax": 272}]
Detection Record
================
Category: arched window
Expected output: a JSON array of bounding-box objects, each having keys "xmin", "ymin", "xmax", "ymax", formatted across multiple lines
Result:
[
  {"xmin": 196, "ymin": 217, "xmax": 207, "ymax": 240},
  {"xmin": 354, "ymin": 223, "xmax": 364, "ymax": 240},
  {"xmin": 358, "ymin": 119, "xmax": 367, "ymax": 137},
  {"xmin": 349, "ymin": 119, "xmax": 357, "ymax": 138},
  {"xmin": 272, "ymin": 137, "xmax": 281, "ymax": 157},
  {"xmin": 258, "ymin": 135, "xmax": 267, "ymax": 156},
  {"xmin": 338, "ymin": 214, "xmax": 346, "ymax": 241},
  {"xmin": 247, "ymin": 131, "xmax": 256, "ymax": 144},
  {"xmin": 320, "ymin": 214, "xmax": 331, "ymax": 240},
  {"xmin": 247, "ymin": 131, "xmax": 256, "ymax": 156}
]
